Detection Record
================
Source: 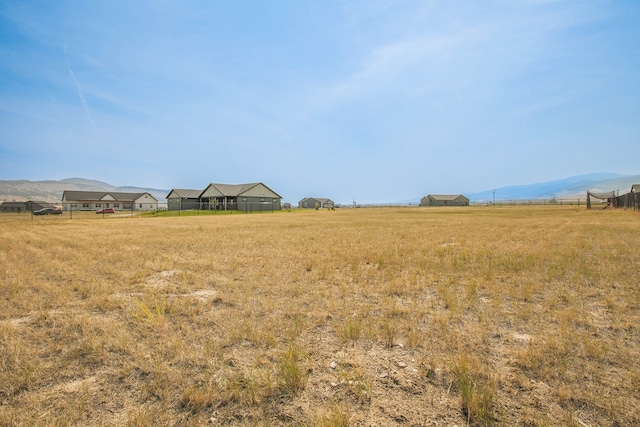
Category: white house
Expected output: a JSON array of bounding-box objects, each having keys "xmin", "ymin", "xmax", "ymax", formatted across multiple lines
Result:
[{"xmin": 61, "ymin": 191, "xmax": 158, "ymax": 211}]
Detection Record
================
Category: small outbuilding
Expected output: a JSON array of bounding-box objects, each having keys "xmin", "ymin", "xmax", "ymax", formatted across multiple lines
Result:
[
  {"xmin": 298, "ymin": 197, "xmax": 335, "ymax": 209},
  {"xmin": 420, "ymin": 194, "xmax": 469, "ymax": 207},
  {"xmin": 166, "ymin": 189, "xmax": 203, "ymax": 211},
  {"xmin": 25, "ymin": 201, "xmax": 58, "ymax": 211}
]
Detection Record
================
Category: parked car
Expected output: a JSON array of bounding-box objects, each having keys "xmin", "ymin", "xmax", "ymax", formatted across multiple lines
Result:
[
  {"xmin": 33, "ymin": 208, "xmax": 62, "ymax": 215},
  {"xmin": 96, "ymin": 208, "xmax": 115, "ymax": 214}
]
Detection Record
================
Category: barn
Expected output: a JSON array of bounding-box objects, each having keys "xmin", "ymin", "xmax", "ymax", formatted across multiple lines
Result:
[
  {"xmin": 298, "ymin": 197, "xmax": 335, "ymax": 209},
  {"xmin": 420, "ymin": 194, "xmax": 469, "ymax": 207}
]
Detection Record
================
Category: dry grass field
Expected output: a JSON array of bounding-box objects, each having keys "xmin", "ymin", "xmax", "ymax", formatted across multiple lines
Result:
[{"xmin": 0, "ymin": 206, "xmax": 638, "ymax": 426}]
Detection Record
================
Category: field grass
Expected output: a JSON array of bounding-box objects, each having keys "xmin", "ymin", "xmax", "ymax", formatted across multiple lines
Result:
[{"xmin": 0, "ymin": 206, "xmax": 638, "ymax": 426}]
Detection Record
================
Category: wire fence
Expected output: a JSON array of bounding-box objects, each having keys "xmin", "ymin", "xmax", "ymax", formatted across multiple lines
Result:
[
  {"xmin": 3, "ymin": 194, "xmax": 638, "ymax": 220},
  {"xmin": 170, "ymin": 201, "xmax": 281, "ymax": 214},
  {"xmin": 343, "ymin": 198, "xmax": 587, "ymax": 208}
]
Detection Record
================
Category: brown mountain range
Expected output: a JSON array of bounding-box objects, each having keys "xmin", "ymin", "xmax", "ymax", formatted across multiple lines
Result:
[{"xmin": 0, "ymin": 178, "xmax": 169, "ymax": 203}]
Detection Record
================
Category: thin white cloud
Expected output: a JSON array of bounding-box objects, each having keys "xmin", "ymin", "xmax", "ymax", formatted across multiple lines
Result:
[{"xmin": 67, "ymin": 66, "xmax": 94, "ymax": 128}]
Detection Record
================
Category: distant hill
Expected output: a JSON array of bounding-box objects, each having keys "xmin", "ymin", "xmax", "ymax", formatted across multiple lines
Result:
[
  {"xmin": 0, "ymin": 178, "xmax": 169, "ymax": 203},
  {"xmin": 467, "ymin": 173, "xmax": 640, "ymax": 201}
]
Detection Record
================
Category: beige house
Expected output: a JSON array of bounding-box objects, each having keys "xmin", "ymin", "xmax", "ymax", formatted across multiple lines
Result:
[
  {"xmin": 61, "ymin": 191, "xmax": 158, "ymax": 211},
  {"xmin": 420, "ymin": 194, "xmax": 469, "ymax": 207}
]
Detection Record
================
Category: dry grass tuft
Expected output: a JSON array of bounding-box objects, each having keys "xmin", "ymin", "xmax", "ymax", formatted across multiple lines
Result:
[{"xmin": 450, "ymin": 354, "xmax": 496, "ymax": 426}]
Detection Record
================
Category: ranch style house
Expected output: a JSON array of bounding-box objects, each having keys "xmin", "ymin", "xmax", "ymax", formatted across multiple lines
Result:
[
  {"xmin": 166, "ymin": 182, "xmax": 282, "ymax": 212},
  {"xmin": 420, "ymin": 194, "xmax": 470, "ymax": 207},
  {"xmin": 0, "ymin": 201, "xmax": 58, "ymax": 213},
  {"xmin": 61, "ymin": 191, "xmax": 159, "ymax": 211}
]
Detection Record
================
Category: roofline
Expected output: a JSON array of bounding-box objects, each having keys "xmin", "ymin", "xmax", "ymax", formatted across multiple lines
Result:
[
  {"xmin": 61, "ymin": 190, "xmax": 158, "ymax": 202},
  {"xmin": 200, "ymin": 182, "xmax": 282, "ymax": 198}
]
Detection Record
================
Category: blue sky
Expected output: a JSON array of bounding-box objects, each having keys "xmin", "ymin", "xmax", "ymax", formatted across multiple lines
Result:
[{"xmin": 1, "ymin": 0, "xmax": 639, "ymax": 204}]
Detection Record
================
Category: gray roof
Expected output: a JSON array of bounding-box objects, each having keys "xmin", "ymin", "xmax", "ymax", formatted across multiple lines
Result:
[
  {"xmin": 207, "ymin": 183, "xmax": 258, "ymax": 197},
  {"xmin": 62, "ymin": 190, "xmax": 157, "ymax": 202},
  {"xmin": 27, "ymin": 201, "xmax": 56, "ymax": 208},
  {"xmin": 1, "ymin": 201, "xmax": 57, "ymax": 210},
  {"xmin": 202, "ymin": 182, "xmax": 282, "ymax": 198},
  {"xmin": 166, "ymin": 189, "xmax": 202, "ymax": 199},
  {"xmin": 0, "ymin": 201, "xmax": 26, "ymax": 208},
  {"xmin": 299, "ymin": 197, "xmax": 333, "ymax": 203},
  {"xmin": 426, "ymin": 194, "xmax": 468, "ymax": 201}
]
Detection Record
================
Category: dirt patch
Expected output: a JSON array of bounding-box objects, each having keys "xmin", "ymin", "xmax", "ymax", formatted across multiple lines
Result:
[
  {"xmin": 144, "ymin": 270, "xmax": 181, "ymax": 288},
  {"xmin": 59, "ymin": 376, "xmax": 99, "ymax": 394}
]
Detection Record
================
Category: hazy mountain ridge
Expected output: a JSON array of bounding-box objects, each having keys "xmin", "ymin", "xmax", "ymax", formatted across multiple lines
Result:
[
  {"xmin": 467, "ymin": 173, "xmax": 640, "ymax": 201},
  {"xmin": 0, "ymin": 178, "xmax": 169, "ymax": 203}
]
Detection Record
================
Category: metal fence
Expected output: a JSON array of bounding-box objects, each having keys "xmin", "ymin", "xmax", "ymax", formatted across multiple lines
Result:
[
  {"xmin": 171, "ymin": 201, "xmax": 281, "ymax": 214},
  {"xmin": 58, "ymin": 203, "xmax": 158, "ymax": 218}
]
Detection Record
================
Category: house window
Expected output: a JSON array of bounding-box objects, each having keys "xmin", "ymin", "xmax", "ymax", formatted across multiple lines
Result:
[
  {"xmin": 272, "ymin": 199, "xmax": 277, "ymax": 203},
  {"xmin": 82, "ymin": 203, "xmax": 89, "ymax": 208},
  {"xmin": 260, "ymin": 198, "xmax": 265, "ymax": 202},
  {"xmin": 139, "ymin": 204, "xmax": 142, "ymax": 208},
  {"xmin": 96, "ymin": 203, "xmax": 102, "ymax": 208},
  {"xmin": 114, "ymin": 203, "xmax": 120, "ymax": 208},
  {"xmin": 242, "ymin": 197, "xmax": 247, "ymax": 202}
]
